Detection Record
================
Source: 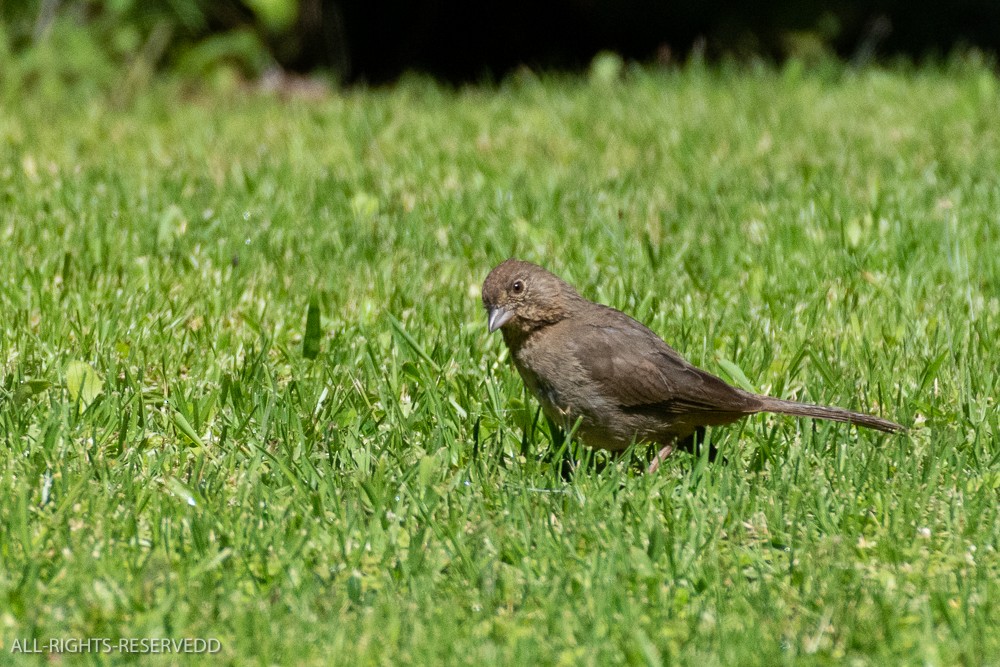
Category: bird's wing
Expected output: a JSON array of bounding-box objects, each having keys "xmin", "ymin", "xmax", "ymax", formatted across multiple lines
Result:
[{"xmin": 570, "ymin": 317, "xmax": 757, "ymax": 417}]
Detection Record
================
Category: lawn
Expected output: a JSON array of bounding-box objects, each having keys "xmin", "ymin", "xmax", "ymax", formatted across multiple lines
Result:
[{"xmin": 1, "ymin": 60, "xmax": 998, "ymax": 665}]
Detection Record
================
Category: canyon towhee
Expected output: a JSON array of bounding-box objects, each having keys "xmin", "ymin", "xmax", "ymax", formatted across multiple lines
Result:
[{"xmin": 482, "ymin": 258, "xmax": 902, "ymax": 470}]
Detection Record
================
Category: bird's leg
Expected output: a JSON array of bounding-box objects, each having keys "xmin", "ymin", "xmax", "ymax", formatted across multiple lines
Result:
[
  {"xmin": 559, "ymin": 457, "xmax": 576, "ymax": 482},
  {"xmin": 544, "ymin": 413, "xmax": 565, "ymax": 451},
  {"xmin": 537, "ymin": 413, "xmax": 576, "ymax": 480},
  {"xmin": 647, "ymin": 444, "xmax": 675, "ymax": 473},
  {"xmin": 647, "ymin": 427, "xmax": 717, "ymax": 472}
]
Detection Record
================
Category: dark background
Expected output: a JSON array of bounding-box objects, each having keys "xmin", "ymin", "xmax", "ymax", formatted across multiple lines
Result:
[
  {"xmin": 296, "ymin": 0, "xmax": 1000, "ymax": 82},
  {"xmin": 3, "ymin": 0, "xmax": 999, "ymax": 85}
]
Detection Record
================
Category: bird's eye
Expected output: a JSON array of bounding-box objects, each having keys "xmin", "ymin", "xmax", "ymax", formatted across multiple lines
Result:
[{"xmin": 511, "ymin": 280, "xmax": 524, "ymax": 294}]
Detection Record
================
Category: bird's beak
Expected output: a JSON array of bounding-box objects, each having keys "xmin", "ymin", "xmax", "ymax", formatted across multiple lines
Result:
[{"xmin": 487, "ymin": 306, "xmax": 514, "ymax": 333}]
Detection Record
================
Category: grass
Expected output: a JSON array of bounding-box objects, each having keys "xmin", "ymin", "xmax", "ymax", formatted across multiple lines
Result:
[{"xmin": 1, "ymin": 59, "xmax": 998, "ymax": 665}]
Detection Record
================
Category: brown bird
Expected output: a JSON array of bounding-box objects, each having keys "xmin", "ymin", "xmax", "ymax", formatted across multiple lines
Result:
[{"xmin": 482, "ymin": 258, "xmax": 903, "ymax": 471}]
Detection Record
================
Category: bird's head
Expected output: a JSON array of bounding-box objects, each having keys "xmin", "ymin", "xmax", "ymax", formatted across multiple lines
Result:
[{"xmin": 481, "ymin": 258, "xmax": 579, "ymax": 335}]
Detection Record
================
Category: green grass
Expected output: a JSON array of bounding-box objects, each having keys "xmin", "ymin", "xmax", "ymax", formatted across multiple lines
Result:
[{"xmin": 1, "ymin": 60, "xmax": 999, "ymax": 665}]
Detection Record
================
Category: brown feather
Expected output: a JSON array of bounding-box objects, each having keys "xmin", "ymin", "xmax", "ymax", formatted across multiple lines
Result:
[{"xmin": 482, "ymin": 259, "xmax": 903, "ymax": 460}]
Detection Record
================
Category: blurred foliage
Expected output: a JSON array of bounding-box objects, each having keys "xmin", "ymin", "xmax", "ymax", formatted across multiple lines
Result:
[{"xmin": 0, "ymin": 0, "xmax": 292, "ymax": 99}]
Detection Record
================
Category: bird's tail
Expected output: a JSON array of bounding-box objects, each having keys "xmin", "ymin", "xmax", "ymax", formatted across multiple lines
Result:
[{"xmin": 755, "ymin": 396, "xmax": 903, "ymax": 433}]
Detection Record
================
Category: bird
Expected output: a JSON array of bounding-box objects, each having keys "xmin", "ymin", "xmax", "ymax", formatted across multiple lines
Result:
[{"xmin": 481, "ymin": 258, "xmax": 903, "ymax": 471}]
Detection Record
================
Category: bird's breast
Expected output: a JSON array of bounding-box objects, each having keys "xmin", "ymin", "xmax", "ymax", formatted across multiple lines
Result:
[{"xmin": 512, "ymin": 353, "xmax": 563, "ymax": 410}]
